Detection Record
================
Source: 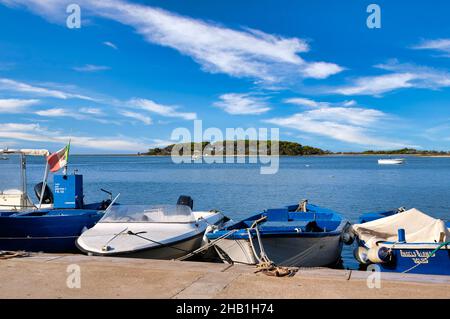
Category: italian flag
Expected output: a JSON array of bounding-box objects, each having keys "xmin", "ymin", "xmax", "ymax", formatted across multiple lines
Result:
[{"xmin": 47, "ymin": 143, "xmax": 70, "ymax": 173}]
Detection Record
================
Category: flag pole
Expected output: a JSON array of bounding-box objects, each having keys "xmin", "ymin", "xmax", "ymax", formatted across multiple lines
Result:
[
  {"xmin": 38, "ymin": 160, "xmax": 49, "ymax": 209},
  {"xmin": 63, "ymin": 139, "xmax": 71, "ymax": 176}
]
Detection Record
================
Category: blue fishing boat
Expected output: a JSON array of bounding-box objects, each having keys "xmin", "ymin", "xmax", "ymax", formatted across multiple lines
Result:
[
  {"xmin": 349, "ymin": 208, "xmax": 450, "ymax": 276},
  {"xmin": 0, "ymin": 148, "xmax": 116, "ymax": 252},
  {"xmin": 206, "ymin": 200, "xmax": 348, "ymax": 267},
  {"xmin": 358, "ymin": 207, "xmax": 406, "ymax": 223}
]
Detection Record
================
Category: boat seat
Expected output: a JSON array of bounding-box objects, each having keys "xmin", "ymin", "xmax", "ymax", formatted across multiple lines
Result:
[
  {"xmin": 265, "ymin": 208, "xmax": 289, "ymax": 221},
  {"xmin": 259, "ymin": 220, "xmax": 310, "ymax": 232}
]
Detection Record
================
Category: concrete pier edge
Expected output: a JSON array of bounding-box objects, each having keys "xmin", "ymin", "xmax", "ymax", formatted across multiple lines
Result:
[{"xmin": 0, "ymin": 253, "xmax": 448, "ymax": 299}]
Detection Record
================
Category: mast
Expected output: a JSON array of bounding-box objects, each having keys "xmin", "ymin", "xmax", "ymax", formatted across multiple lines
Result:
[{"xmin": 20, "ymin": 153, "xmax": 27, "ymax": 208}]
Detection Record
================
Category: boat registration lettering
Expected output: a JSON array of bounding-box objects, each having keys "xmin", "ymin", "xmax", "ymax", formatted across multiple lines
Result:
[{"xmin": 400, "ymin": 250, "xmax": 434, "ymax": 263}]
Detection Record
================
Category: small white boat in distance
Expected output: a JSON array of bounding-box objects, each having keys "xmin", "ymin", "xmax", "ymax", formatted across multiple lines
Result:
[
  {"xmin": 378, "ymin": 158, "xmax": 405, "ymax": 165},
  {"xmin": 76, "ymin": 200, "xmax": 227, "ymax": 259}
]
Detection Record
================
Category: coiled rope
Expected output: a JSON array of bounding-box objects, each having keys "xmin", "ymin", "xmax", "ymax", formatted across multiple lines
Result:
[
  {"xmin": 0, "ymin": 251, "xmax": 30, "ymax": 259},
  {"xmin": 247, "ymin": 216, "xmax": 298, "ymax": 277}
]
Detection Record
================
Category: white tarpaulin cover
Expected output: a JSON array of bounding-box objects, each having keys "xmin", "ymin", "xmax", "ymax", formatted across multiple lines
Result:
[{"xmin": 352, "ymin": 208, "xmax": 449, "ymax": 248}]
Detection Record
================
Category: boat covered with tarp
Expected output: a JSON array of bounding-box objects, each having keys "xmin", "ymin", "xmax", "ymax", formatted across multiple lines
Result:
[{"xmin": 350, "ymin": 208, "xmax": 450, "ymax": 275}]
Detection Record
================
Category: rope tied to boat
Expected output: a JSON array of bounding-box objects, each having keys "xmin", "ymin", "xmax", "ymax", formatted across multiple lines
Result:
[
  {"xmin": 254, "ymin": 261, "xmax": 298, "ymax": 277},
  {"xmin": 248, "ymin": 216, "xmax": 298, "ymax": 277},
  {"xmin": 0, "ymin": 250, "xmax": 30, "ymax": 260},
  {"xmin": 295, "ymin": 199, "xmax": 308, "ymax": 212}
]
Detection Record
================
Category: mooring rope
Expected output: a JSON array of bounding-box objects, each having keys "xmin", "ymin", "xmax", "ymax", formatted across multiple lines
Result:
[
  {"xmin": 247, "ymin": 215, "xmax": 298, "ymax": 277},
  {"xmin": 0, "ymin": 251, "xmax": 30, "ymax": 259}
]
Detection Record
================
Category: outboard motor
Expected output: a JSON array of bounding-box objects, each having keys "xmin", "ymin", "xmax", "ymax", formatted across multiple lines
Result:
[
  {"xmin": 177, "ymin": 195, "xmax": 193, "ymax": 210},
  {"xmin": 34, "ymin": 182, "xmax": 54, "ymax": 204}
]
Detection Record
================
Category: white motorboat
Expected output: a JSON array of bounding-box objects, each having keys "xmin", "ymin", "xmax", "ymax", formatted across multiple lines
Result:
[
  {"xmin": 76, "ymin": 199, "xmax": 227, "ymax": 259},
  {"xmin": 0, "ymin": 148, "xmax": 53, "ymax": 211},
  {"xmin": 378, "ymin": 158, "xmax": 405, "ymax": 165}
]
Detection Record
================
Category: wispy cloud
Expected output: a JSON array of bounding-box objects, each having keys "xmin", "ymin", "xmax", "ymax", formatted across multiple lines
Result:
[
  {"xmin": 0, "ymin": 98, "xmax": 39, "ymax": 113},
  {"xmin": 35, "ymin": 108, "xmax": 82, "ymax": 119},
  {"xmin": 35, "ymin": 107, "xmax": 118, "ymax": 125},
  {"xmin": 265, "ymin": 100, "xmax": 414, "ymax": 149},
  {"xmin": 214, "ymin": 93, "xmax": 271, "ymax": 115},
  {"xmin": 128, "ymin": 98, "xmax": 196, "ymax": 120},
  {"xmin": 79, "ymin": 107, "xmax": 104, "ymax": 115},
  {"xmin": 412, "ymin": 38, "xmax": 450, "ymax": 57},
  {"xmin": 73, "ymin": 64, "xmax": 110, "ymax": 72},
  {"xmin": 284, "ymin": 97, "xmax": 357, "ymax": 108},
  {"xmin": 330, "ymin": 61, "xmax": 450, "ymax": 96},
  {"xmin": 119, "ymin": 110, "xmax": 152, "ymax": 125},
  {"xmin": 0, "ymin": 123, "xmax": 149, "ymax": 151},
  {"xmin": 0, "ymin": 78, "xmax": 94, "ymax": 100},
  {"xmin": 103, "ymin": 41, "xmax": 118, "ymax": 50},
  {"xmin": 2, "ymin": 0, "xmax": 343, "ymax": 84}
]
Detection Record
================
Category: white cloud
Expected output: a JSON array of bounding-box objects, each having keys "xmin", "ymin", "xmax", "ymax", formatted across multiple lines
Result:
[
  {"xmin": 412, "ymin": 38, "xmax": 450, "ymax": 57},
  {"xmin": 265, "ymin": 102, "xmax": 414, "ymax": 149},
  {"xmin": 35, "ymin": 108, "xmax": 84, "ymax": 119},
  {"xmin": 103, "ymin": 41, "xmax": 118, "ymax": 50},
  {"xmin": 119, "ymin": 110, "xmax": 152, "ymax": 125},
  {"xmin": 331, "ymin": 61, "xmax": 450, "ymax": 96},
  {"xmin": 35, "ymin": 107, "xmax": 119, "ymax": 125},
  {"xmin": 2, "ymin": 0, "xmax": 343, "ymax": 84},
  {"xmin": 0, "ymin": 122, "xmax": 148, "ymax": 151},
  {"xmin": 128, "ymin": 98, "xmax": 196, "ymax": 120},
  {"xmin": 79, "ymin": 107, "xmax": 104, "ymax": 115},
  {"xmin": 284, "ymin": 97, "xmax": 357, "ymax": 108},
  {"xmin": 73, "ymin": 64, "xmax": 110, "ymax": 72},
  {"xmin": 302, "ymin": 62, "xmax": 344, "ymax": 79},
  {"xmin": 214, "ymin": 93, "xmax": 271, "ymax": 115},
  {"xmin": 333, "ymin": 73, "xmax": 416, "ymax": 96},
  {"xmin": 0, "ymin": 98, "xmax": 39, "ymax": 113},
  {"xmin": 284, "ymin": 97, "xmax": 323, "ymax": 107},
  {"xmin": 0, "ymin": 78, "xmax": 93, "ymax": 100}
]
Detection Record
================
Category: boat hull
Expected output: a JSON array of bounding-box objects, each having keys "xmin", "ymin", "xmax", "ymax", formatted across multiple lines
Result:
[
  {"xmin": 214, "ymin": 232, "xmax": 343, "ymax": 267},
  {"xmin": 373, "ymin": 244, "xmax": 450, "ymax": 275},
  {"xmin": 82, "ymin": 232, "xmax": 205, "ymax": 260},
  {"xmin": 0, "ymin": 211, "xmax": 103, "ymax": 252},
  {"xmin": 378, "ymin": 159, "xmax": 404, "ymax": 165}
]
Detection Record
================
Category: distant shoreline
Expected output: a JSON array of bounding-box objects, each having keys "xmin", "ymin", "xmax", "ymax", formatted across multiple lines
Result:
[{"xmin": 69, "ymin": 153, "xmax": 450, "ymax": 157}]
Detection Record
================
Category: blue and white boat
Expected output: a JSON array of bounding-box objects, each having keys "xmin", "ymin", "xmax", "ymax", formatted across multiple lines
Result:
[
  {"xmin": 350, "ymin": 208, "xmax": 450, "ymax": 275},
  {"xmin": 206, "ymin": 200, "xmax": 348, "ymax": 267},
  {"xmin": 0, "ymin": 148, "xmax": 116, "ymax": 252}
]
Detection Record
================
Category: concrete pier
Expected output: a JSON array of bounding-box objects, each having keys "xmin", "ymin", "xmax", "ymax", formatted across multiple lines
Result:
[{"xmin": 0, "ymin": 253, "xmax": 448, "ymax": 298}]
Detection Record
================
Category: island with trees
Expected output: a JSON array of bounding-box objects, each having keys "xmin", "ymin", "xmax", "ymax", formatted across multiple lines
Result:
[{"xmin": 140, "ymin": 142, "xmax": 450, "ymax": 157}]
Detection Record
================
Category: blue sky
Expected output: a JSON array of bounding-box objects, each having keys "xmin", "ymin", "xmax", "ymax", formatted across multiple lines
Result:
[{"xmin": 0, "ymin": 0, "xmax": 449, "ymax": 153}]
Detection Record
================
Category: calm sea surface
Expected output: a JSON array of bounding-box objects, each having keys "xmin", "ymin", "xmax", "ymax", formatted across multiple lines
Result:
[{"xmin": 2, "ymin": 155, "xmax": 450, "ymax": 269}]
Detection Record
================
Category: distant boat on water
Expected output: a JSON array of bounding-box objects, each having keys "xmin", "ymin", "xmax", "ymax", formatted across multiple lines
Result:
[{"xmin": 378, "ymin": 158, "xmax": 405, "ymax": 165}]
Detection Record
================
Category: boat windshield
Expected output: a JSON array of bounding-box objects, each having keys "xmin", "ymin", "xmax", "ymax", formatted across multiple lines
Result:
[{"xmin": 100, "ymin": 205, "xmax": 196, "ymax": 223}]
